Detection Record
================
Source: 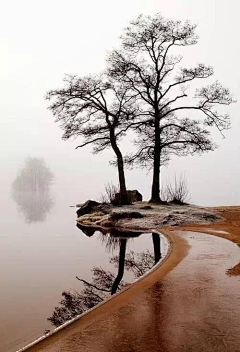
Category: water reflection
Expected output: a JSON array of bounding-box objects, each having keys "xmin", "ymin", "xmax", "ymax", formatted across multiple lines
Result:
[
  {"xmin": 12, "ymin": 191, "xmax": 54, "ymax": 223},
  {"xmin": 76, "ymin": 223, "xmax": 95, "ymax": 237},
  {"xmin": 12, "ymin": 158, "xmax": 54, "ymax": 223},
  {"xmin": 111, "ymin": 238, "xmax": 127, "ymax": 295},
  {"xmin": 48, "ymin": 228, "xmax": 161, "ymax": 328},
  {"xmin": 152, "ymin": 232, "xmax": 161, "ymax": 264}
]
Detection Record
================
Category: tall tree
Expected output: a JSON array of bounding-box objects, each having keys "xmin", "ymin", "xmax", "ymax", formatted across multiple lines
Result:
[
  {"xmin": 108, "ymin": 14, "xmax": 234, "ymax": 203},
  {"xmin": 46, "ymin": 75, "xmax": 136, "ymax": 205}
]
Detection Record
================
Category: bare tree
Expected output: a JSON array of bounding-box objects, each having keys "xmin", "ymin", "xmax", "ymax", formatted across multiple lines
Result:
[
  {"xmin": 107, "ymin": 14, "xmax": 234, "ymax": 203},
  {"xmin": 46, "ymin": 75, "xmax": 137, "ymax": 205}
]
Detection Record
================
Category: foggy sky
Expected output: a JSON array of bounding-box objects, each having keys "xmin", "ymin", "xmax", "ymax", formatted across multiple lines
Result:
[{"xmin": 1, "ymin": 0, "xmax": 240, "ymax": 206}]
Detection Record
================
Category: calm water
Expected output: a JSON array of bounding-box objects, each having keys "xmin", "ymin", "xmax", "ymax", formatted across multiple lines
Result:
[
  {"xmin": 28, "ymin": 231, "xmax": 240, "ymax": 352},
  {"xmin": 0, "ymin": 184, "xmax": 167, "ymax": 352}
]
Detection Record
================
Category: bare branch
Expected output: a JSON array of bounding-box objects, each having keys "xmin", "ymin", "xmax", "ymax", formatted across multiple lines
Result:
[{"xmin": 76, "ymin": 276, "xmax": 111, "ymax": 293}]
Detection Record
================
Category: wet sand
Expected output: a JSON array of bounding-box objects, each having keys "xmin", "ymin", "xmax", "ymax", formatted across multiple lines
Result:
[
  {"xmin": 22, "ymin": 230, "xmax": 240, "ymax": 352},
  {"xmin": 178, "ymin": 205, "xmax": 240, "ymax": 275}
]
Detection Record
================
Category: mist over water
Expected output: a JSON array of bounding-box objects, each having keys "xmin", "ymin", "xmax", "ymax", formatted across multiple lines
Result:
[
  {"xmin": 11, "ymin": 158, "xmax": 54, "ymax": 223},
  {"xmin": 1, "ymin": 0, "xmax": 240, "ymax": 207},
  {"xmin": 0, "ymin": 167, "xmax": 168, "ymax": 351},
  {"xmin": 12, "ymin": 190, "xmax": 54, "ymax": 223},
  {"xmin": 1, "ymin": 1, "xmax": 240, "ymax": 351}
]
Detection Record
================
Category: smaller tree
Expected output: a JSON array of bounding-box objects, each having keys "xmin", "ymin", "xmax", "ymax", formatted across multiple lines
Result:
[{"xmin": 46, "ymin": 75, "xmax": 137, "ymax": 205}]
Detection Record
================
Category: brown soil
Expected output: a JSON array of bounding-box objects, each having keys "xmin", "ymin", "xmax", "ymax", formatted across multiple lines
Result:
[{"xmin": 173, "ymin": 205, "xmax": 240, "ymax": 275}]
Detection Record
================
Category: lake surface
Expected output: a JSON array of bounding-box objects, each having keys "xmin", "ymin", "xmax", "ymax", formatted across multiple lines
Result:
[
  {"xmin": 28, "ymin": 231, "xmax": 240, "ymax": 352},
  {"xmin": 0, "ymin": 184, "xmax": 167, "ymax": 352}
]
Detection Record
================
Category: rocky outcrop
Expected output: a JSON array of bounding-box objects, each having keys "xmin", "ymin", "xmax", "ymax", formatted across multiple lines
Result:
[
  {"xmin": 76, "ymin": 200, "xmax": 112, "ymax": 217},
  {"xmin": 76, "ymin": 200, "xmax": 100, "ymax": 217},
  {"xmin": 76, "ymin": 202, "xmax": 223, "ymax": 230}
]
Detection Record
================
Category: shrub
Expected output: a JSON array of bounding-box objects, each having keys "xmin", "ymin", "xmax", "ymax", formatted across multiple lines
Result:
[
  {"xmin": 162, "ymin": 175, "xmax": 190, "ymax": 205},
  {"xmin": 100, "ymin": 182, "xmax": 119, "ymax": 204}
]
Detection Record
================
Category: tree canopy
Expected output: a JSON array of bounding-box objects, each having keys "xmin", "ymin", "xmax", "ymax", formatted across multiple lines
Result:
[
  {"xmin": 47, "ymin": 75, "xmax": 138, "ymax": 204},
  {"xmin": 107, "ymin": 13, "xmax": 234, "ymax": 202},
  {"xmin": 47, "ymin": 13, "xmax": 234, "ymax": 203}
]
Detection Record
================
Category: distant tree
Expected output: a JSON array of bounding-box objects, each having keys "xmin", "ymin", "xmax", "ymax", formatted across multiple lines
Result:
[
  {"xmin": 13, "ymin": 157, "xmax": 54, "ymax": 192},
  {"xmin": 46, "ymin": 75, "xmax": 137, "ymax": 205},
  {"xmin": 108, "ymin": 14, "xmax": 234, "ymax": 203}
]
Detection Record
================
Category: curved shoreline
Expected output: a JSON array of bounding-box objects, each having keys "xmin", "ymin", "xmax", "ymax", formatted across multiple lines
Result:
[
  {"xmin": 17, "ymin": 229, "xmax": 189, "ymax": 352},
  {"xmin": 20, "ymin": 230, "xmax": 240, "ymax": 352},
  {"xmin": 16, "ymin": 205, "xmax": 240, "ymax": 351}
]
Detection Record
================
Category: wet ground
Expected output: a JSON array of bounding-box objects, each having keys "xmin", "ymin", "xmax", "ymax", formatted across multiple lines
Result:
[{"xmin": 25, "ymin": 231, "xmax": 240, "ymax": 352}]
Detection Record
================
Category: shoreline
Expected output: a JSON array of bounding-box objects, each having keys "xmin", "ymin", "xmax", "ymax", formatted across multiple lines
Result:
[
  {"xmin": 18, "ymin": 204, "xmax": 240, "ymax": 351},
  {"xmin": 175, "ymin": 205, "xmax": 240, "ymax": 275},
  {"xmin": 76, "ymin": 202, "xmax": 223, "ymax": 230},
  {"xmin": 18, "ymin": 229, "xmax": 189, "ymax": 352},
  {"xmin": 77, "ymin": 203, "xmax": 240, "ymax": 275}
]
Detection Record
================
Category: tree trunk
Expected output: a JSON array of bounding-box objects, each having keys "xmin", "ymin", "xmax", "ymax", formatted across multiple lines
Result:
[
  {"xmin": 110, "ymin": 129, "xmax": 129, "ymax": 205},
  {"xmin": 150, "ymin": 117, "xmax": 161, "ymax": 203},
  {"xmin": 111, "ymin": 239, "xmax": 127, "ymax": 295}
]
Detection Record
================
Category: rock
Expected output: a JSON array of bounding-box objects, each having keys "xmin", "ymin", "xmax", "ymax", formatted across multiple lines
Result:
[
  {"xmin": 76, "ymin": 200, "xmax": 100, "ymax": 217},
  {"xmin": 113, "ymin": 190, "xmax": 143, "ymax": 205}
]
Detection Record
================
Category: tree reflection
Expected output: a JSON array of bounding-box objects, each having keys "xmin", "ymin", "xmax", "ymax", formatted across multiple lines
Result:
[
  {"xmin": 48, "ymin": 267, "xmax": 123, "ymax": 327},
  {"xmin": 12, "ymin": 158, "xmax": 54, "ymax": 223},
  {"xmin": 76, "ymin": 223, "xmax": 96, "ymax": 237},
  {"xmin": 48, "ymin": 230, "xmax": 162, "ymax": 328},
  {"xmin": 12, "ymin": 191, "xmax": 54, "ymax": 223},
  {"xmin": 110, "ymin": 248, "xmax": 155, "ymax": 278},
  {"xmin": 152, "ymin": 232, "xmax": 161, "ymax": 264},
  {"xmin": 111, "ymin": 238, "xmax": 127, "ymax": 294}
]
